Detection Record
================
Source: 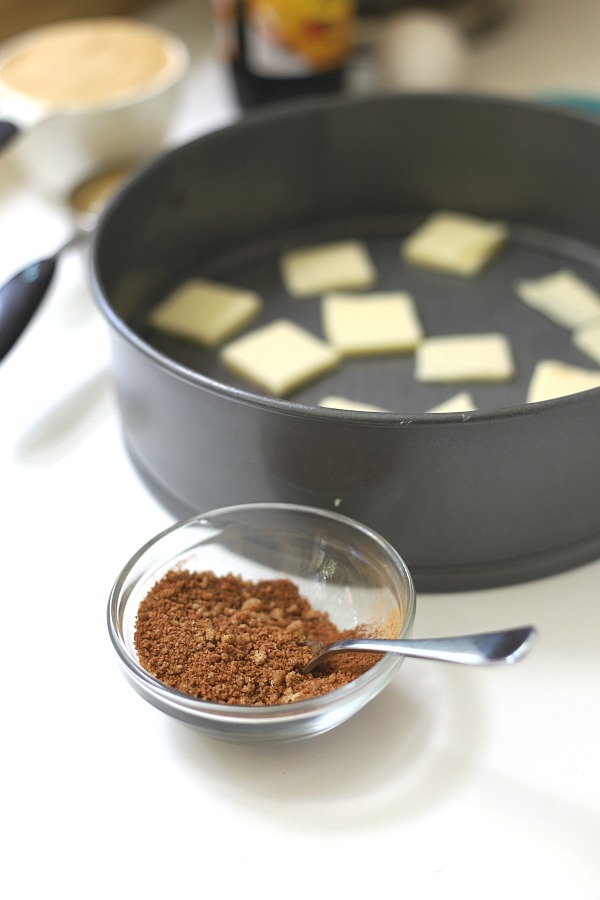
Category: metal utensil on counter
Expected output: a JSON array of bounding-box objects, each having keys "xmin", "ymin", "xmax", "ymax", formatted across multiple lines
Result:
[
  {"xmin": 301, "ymin": 625, "xmax": 537, "ymax": 674},
  {"xmin": 0, "ymin": 166, "xmax": 128, "ymax": 362}
]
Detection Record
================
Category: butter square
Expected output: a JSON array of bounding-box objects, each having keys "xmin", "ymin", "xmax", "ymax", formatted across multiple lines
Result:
[
  {"xmin": 321, "ymin": 291, "xmax": 423, "ymax": 356},
  {"xmin": 220, "ymin": 319, "xmax": 340, "ymax": 396},
  {"xmin": 427, "ymin": 392, "xmax": 477, "ymax": 413},
  {"xmin": 280, "ymin": 240, "xmax": 376, "ymax": 296},
  {"xmin": 527, "ymin": 359, "xmax": 600, "ymax": 403},
  {"xmin": 149, "ymin": 278, "xmax": 262, "ymax": 347},
  {"xmin": 516, "ymin": 269, "xmax": 600, "ymax": 330},
  {"xmin": 318, "ymin": 395, "xmax": 387, "ymax": 412},
  {"xmin": 415, "ymin": 333, "xmax": 515, "ymax": 383},
  {"xmin": 402, "ymin": 211, "xmax": 508, "ymax": 277},
  {"xmin": 573, "ymin": 317, "xmax": 600, "ymax": 366}
]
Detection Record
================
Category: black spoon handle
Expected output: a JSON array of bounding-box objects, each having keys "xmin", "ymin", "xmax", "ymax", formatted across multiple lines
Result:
[
  {"xmin": 0, "ymin": 120, "xmax": 19, "ymax": 149},
  {"xmin": 0, "ymin": 255, "xmax": 58, "ymax": 361}
]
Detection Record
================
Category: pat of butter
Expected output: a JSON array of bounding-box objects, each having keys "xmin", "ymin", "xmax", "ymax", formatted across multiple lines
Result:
[
  {"xmin": 280, "ymin": 240, "xmax": 376, "ymax": 296},
  {"xmin": 318, "ymin": 395, "xmax": 387, "ymax": 412},
  {"xmin": 322, "ymin": 291, "xmax": 423, "ymax": 356},
  {"xmin": 428, "ymin": 392, "xmax": 477, "ymax": 413},
  {"xmin": 573, "ymin": 317, "xmax": 600, "ymax": 366},
  {"xmin": 220, "ymin": 319, "xmax": 340, "ymax": 397},
  {"xmin": 415, "ymin": 333, "xmax": 515, "ymax": 383},
  {"xmin": 516, "ymin": 269, "xmax": 600, "ymax": 330},
  {"xmin": 402, "ymin": 211, "xmax": 507, "ymax": 277},
  {"xmin": 527, "ymin": 359, "xmax": 600, "ymax": 403},
  {"xmin": 149, "ymin": 278, "xmax": 262, "ymax": 347}
]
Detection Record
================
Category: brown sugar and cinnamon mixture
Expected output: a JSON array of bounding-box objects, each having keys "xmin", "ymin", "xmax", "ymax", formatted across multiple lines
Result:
[{"xmin": 134, "ymin": 569, "xmax": 382, "ymax": 705}]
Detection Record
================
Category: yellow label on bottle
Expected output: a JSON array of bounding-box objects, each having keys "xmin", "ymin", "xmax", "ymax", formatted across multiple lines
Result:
[{"xmin": 244, "ymin": 0, "xmax": 356, "ymax": 77}]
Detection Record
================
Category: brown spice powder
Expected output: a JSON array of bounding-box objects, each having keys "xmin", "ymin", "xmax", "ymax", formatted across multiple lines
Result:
[{"xmin": 134, "ymin": 569, "xmax": 382, "ymax": 706}]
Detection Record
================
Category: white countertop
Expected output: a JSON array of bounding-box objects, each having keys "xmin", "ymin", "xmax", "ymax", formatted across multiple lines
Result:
[{"xmin": 1, "ymin": 2, "xmax": 599, "ymax": 898}]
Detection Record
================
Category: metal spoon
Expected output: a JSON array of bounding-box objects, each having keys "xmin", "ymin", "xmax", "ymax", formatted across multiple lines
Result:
[
  {"xmin": 301, "ymin": 625, "xmax": 537, "ymax": 674},
  {"xmin": 0, "ymin": 166, "xmax": 128, "ymax": 362}
]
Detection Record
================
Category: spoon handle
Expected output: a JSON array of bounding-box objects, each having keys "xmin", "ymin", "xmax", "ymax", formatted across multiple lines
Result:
[{"xmin": 301, "ymin": 626, "xmax": 537, "ymax": 673}]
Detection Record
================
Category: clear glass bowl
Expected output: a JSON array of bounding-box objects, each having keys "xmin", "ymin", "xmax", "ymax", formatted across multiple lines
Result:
[{"xmin": 107, "ymin": 503, "xmax": 416, "ymax": 743}]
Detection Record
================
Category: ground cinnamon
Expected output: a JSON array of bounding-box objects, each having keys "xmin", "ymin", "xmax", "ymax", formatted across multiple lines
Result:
[{"xmin": 134, "ymin": 569, "xmax": 382, "ymax": 705}]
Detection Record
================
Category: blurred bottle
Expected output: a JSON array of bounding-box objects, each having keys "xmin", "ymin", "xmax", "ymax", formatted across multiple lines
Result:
[{"xmin": 213, "ymin": 0, "xmax": 357, "ymax": 109}]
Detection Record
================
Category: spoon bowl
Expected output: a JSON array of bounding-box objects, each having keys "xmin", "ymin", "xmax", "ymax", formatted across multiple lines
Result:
[{"xmin": 0, "ymin": 165, "xmax": 129, "ymax": 361}]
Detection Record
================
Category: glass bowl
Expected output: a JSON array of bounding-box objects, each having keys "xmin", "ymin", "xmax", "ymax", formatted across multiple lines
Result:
[{"xmin": 107, "ymin": 503, "xmax": 416, "ymax": 743}]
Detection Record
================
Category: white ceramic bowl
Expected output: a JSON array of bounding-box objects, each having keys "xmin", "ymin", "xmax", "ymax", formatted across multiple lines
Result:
[
  {"xmin": 0, "ymin": 17, "xmax": 189, "ymax": 194},
  {"xmin": 108, "ymin": 503, "xmax": 416, "ymax": 743}
]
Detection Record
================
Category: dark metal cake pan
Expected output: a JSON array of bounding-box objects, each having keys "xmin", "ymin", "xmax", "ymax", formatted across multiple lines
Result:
[{"xmin": 90, "ymin": 93, "xmax": 600, "ymax": 591}]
